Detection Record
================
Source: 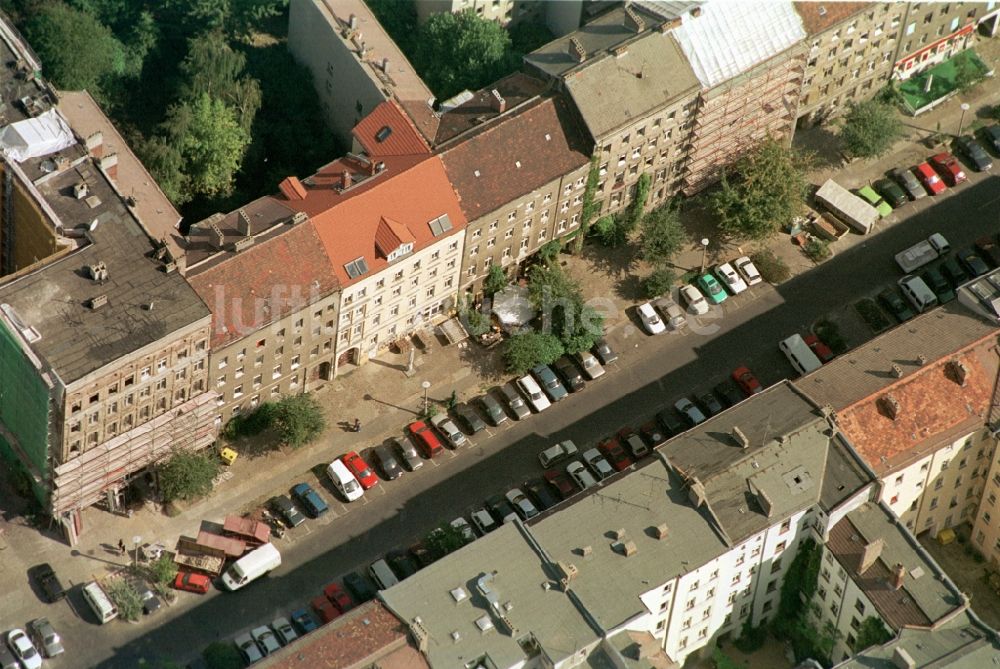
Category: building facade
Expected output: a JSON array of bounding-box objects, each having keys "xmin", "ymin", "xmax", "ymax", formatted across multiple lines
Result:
[
  {"xmin": 413, "ymin": 0, "xmax": 543, "ymax": 27},
  {"xmin": 893, "ymin": 1, "xmax": 981, "ymax": 80}
]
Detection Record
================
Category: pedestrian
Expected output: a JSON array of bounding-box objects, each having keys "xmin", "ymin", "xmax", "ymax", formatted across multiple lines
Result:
[
  {"xmin": 353, "ymin": 418, "xmax": 361, "ymax": 432},
  {"xmin": 118, "ymin": 539, "xmax": 126, "ymax": 555}
]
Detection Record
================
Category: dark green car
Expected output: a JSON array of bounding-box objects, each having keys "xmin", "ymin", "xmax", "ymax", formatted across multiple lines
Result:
[
  {"xmin": 877, "ymin": 288, "xmax": 915, "ymax": 323},
  {"xmin": 874, "ymin": 178, "xmax": 908, "ymax": 208},
  {"xmin": 921, "ymin": 266, "xmax": 956, "ymax": 304}
]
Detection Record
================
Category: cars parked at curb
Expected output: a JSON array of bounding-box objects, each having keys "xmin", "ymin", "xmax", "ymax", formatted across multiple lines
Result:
[
  {"xmin": 914, "ymin": 161, "xmax": 945, "ymax": 195},
  {"xmin": 874, "ymin": 177, "xmax": 908, "ymax": 208},
  {"xmin": 567, "ymin": 461, "xmax": 598, "ymax": 490},
  {"xmin": 517, "ymin": 375, "xmax": 551, "ymax": 412},
  {"xmin": 574, "ymin": 351, "xmax": 605, "ymax": 380},
  {"xmin": 653, "ymin": 296, "xmax": 687, "ymax": 329},
  {"xmin": 371, "ymin": 444, "xmax": 403, "ymax": 480},
  {"xmin": 531, "ymin": 364, "xmax": 568, "ymax": 403},
  {"xmin": 696, "ymin": 274, "xmax": 727, "ymax": 304},
  {"xmin": 939, "ymin": 256, "xmax": 969, "ymax": 287},
  {"xmin": 28, "ymin": 563, "xmax": 65, "ymax": 603},
  {"xmin": 476, "ymin": 393, "xmax": 508, "ymax": 425},
  {"xmin": 392, "ymin": 437, "xmax": 424, "ymax": 471},
  {"xmin": 407, "ymin": 420, "xmax": 444, "ymax": 458},
  {"xmin": 891, "ymin": 166, "xmax": 926, "ymax": 200},
  {"xmin": 270, "ymin": 495, "xmax": 306, "ymax": 528},
  {"xmin": 539, "ymin": 440, "xmax": 579, "ymax": 467},
  {"xmin": 637, "ymin": 302, "xmax": 666, "ymax": 334},
  {"xmin": 450, "ymin": 516, "xmax": 478, "ymax": 543},
  {"xmin": 921, "ymin": 266, "xmax": 955, "ymax": 303},
  {"xmin": 343, "ymin": 451, "xmax": 379, "ymax": 489},
  {"xmin": 857, "ymin": 185, "xmax": 893, "ymax": 217},
  {"xmin": 344, "ymin": 572, "xmax": 377, "ymax": 603},
  {"xmin": 592, "ymin": 338, "xmax": 618, "ymax": 365},
  {"xmin": 291, "ymin": 482, "xmax": 328, "ymax": 518},
  {"xmin": 975, "ymin": 236, "xmax": 1000, "ymax": 267},
  {"xmin": 272, "ymin": 617, "xmax": 298, "ymax": 646},
  {"xmin": 675, "ymin": 397, "xmax": 706, "ymax": 426},
  {"xmin": 505, "ymin": 488, "xmax": 539, "ymax": 520},
  {"xmin": 486, "ymin": 495, "xmax": 518, "ymax": 524},
  {"xmin": 553, "ymin": 356, "xmax": 586, "ymax": 392},
  {"xmin": 470, "ymin": 508, "xmax": 498, "ymax": 534},
  {"xmin": 958, "ymin": 246, "xmax": 990, "ymax": 277},
  {"xmin": 930, "ymin": 152, "xmax": 966, "ymax": 186},
  {"xmin": 697, "ymin": 392, "xmax": 724, "ymax": 417},
  {"xmin": 877, "ymin": 287, "xmax": 915, "ymax": 322},
  {"xmin": 714, "ymin": 379, "xmax": 744, "ymax": 407},
  {"xmin": 27, "ymin": 618, "xmax": 62, "ymax": 658},
  {"xmin": 234, "ymin": 631, "xmax": 264, "ymax": 665},
  {"xmin": 544, "ymin": 468, "xmax": 578, "ymax": 499},
  {"xmin": 290, "ymin": 609, "xmax": 319, "ymax": 635},
  {"xmin": 583, "ymin": 448, "xmax": 615, "ymax": 480},
  {"xmin": 598, "ymin": 436, "xmax": 633, "ymax": 471},
  {"xmin": 898, "ymin": 275, "xmax": 939, "ymax": 313},
  {"xmin": 251, "ymin": 625, "xmax": 281, "ymax": 656},
  {"xmin": 174, "ymin": 571, "xmax": 212, "ymax": 594},
  {"xmin": 734, "ymin": 256, "xmax": 762, "ymax": 286},
  {"xmin": 524, "ymin": 478, "xmax": 560, "ymax": 511},
  {"xmin": 732, "ymin": 366, "xmax": 762, "ymax": 396},
  {"xmin": 804, "ymin": 334, "xmax": 835, "ymax": 363},
  {"xmin": 715, "ymin": 262, "xmax": 748, "ymax": 294},
  {"xmin": 956, "ymin": 135, "xmax": 993, "ymax": 171},
  {"xmin": 431, "ymin": 413, "xmax": 467, "ymax": 448},
  {"xmin": 497, "ymin": 383, "xmax": 531, "ymax": 419},
  {"xmin": 453, "ymin": 402, "xmax": 487, "ymax": 433},
  {"xmin": 985, "ymin": 124, "xmax": 1000, "ymax": 153}
]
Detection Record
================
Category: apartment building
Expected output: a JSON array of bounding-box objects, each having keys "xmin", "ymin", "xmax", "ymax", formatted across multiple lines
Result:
[
  {"xmin": 894, "ymin": 1, "xmax": 982, "ymax": 80},
  {"xmin": 184, "ymin": 198, "xmax": 341, "ymax": 424},
  {"xmin": 525, "ymin": 4, "xmax": 701, "ymax": 217},
  {"xmin": 796, "ymin": 301, "xmax": 999, "ymax": 541},
  {"xmin": 436, "ymin": 74, "xmax": 591, "ymax": 297},
  {"xmin": 276, "ymin": 102, "xmax": 466, "ymax": 375},
  {"xmin": 413, "ymin": 0, "xmax": 542, "ymax": 27}
]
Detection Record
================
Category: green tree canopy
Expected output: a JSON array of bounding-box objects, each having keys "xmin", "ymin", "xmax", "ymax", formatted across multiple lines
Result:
[
  {"xmin": 483, "ymin": 265, "xmax": 507, "ymax": 297},
  {"xmin": 179, "ymin": 33, "xmax": 262, "ymax": 131},
  {"xmin": 203, "ymin": 641, "xmax": 244, "ymax": 669},
  {"xmin": 840, "ymin": 100, "xmax": 903, "ymax": 159},
  {"xmin": 503, "ymin": 332, "xmax": 563, "ymax": 375},
  {"xmin": 712, "ymin": 138, "xmax": 808, "ymax": 241},
  {"xmin": 639, "ymin": 203, "xmax": 687, "ymax": 266},
  {"xmin": 854, "ymin": 617, "xmax": 892, "ymax": 652},
  {"xmin": 425, "ymin": 523, "xmax": 467, "ymax": 558},
  {"xmin": 642, "ymin": 267, "xmax": 675, "ymax": 299},
  {"xmin": 411, "ymin": 10, "xmax": 515, "ymax": 100},
  {"xmin": 157, "ymin": 449, "xmax": 220, "ymax": 502},
  {"xmin": 270, "ymin": 394, "xmax": 325, "ymax": 448}
]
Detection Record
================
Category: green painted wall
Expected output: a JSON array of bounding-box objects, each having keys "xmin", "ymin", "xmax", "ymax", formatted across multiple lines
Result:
[{"xmin": 0, "ymin": 318, "xmax": 51, "ymax": 494}]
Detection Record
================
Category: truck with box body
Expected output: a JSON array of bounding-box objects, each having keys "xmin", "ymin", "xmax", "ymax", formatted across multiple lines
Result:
[
  {"xmin": 895, "ymin": 233, "xmax": 949, "ymax": 272},
  {"xmin": 814, "ymin": 179, "xmax": 879, "ymax": 234}
]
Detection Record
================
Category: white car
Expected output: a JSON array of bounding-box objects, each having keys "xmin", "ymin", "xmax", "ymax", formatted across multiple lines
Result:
[
  {"xmin": 734, "ymin": 256, "xmax": 762, "ymax": 286},
  {"xmin": 6, "ymin": 630, "xmax": 41, "ymax": 669},
  {"xmin": 538, "ymin": 440, "xmax": 579, "ymax": 468},
  {"xmin": 431, "ymin": 413, "xmax": 467, "ymax": 447},
  {"xmin": 251, "ymin": 626, "xmax": 281, "ymax": 655},
  {"xmin": 653, "ymin": 296, "xmax": 687, "ymax": 329},
  {"xmin": 567, "ymin": 461, "xmax": 598, "ymax": 490},
  {"xmin": 517, "ymin": 375, "xmax": 551, "ymax": 412},
  {"xmin": 505, "ymin": 488, "xmax": 539, "ymax": 520},
  {"xmin": 574, "ymin": 351, "xmax": 605, "ymax": 379},
  {"xmin": 450, "ymin": 516, "xmax": 477, "ymax": 543},
  {"xmin": 470, "ymin": 508, "xmax": 498, "ymax": 534},
  {"xmin": 271, "ymin": 617, "xmax": 298, "ymax": 646},
  {"xmin": 715, "ymin": 262, "xmax": 748, "ymax": 295},
  {"xmin": 675, "ymin": 398, "xmax": 707, "ymax": 426},
  {"xmin": 235, "ymin": 632, "xmax": 263, "ymax": 665},
  {"xmin": 582, "ymin": 448, "xmax": 615, "ymax": 479},
  {"xmin": 637, "ymin": 302, "xmax": 666, "ymax": 334},
  {"xmin": 679, "ymin": 284, "xmax": 709, "ymax": 315}
]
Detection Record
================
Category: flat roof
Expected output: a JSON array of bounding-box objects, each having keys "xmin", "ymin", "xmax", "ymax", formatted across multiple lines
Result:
[{"xmin": 433, "ymin": 72, "xmax": 549, "ymax": 146}]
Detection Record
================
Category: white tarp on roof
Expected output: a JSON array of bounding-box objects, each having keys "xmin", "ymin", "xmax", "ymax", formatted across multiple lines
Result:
[
  {"xmin": 0, "ymin": 108, "xmax": 74, "ymax": 162},
  {"xmin": 671, "ymin": 0, "xmax": 806, "ymax": 88},
  {"xmin": 492, "ymin": 285, "xmax": 536, "ymax": 327}
]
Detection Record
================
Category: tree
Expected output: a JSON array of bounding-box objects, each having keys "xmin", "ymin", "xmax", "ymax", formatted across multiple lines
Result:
[
  {"xmin": 271, "ymin": 394, "xmax": 325, "ymax": 448},
  {"xmin": 366, "ymin": 0, "xmax": 418, "ymax": 52},
  {"xmin": 24, "ymin": 1, "xmax": 126, "ymax": 97},
  {"xmin": 483, "ymin": 265, "xmax": 507, "ymax": 297},
  {"xmin": 538, "ymin": 239, "xmax": 562, "ymax": 264},
  {"xmin": 178, "ymin": 33, "xmax": 262, "ymax": 131},
  {"xmin": 712, "ymin": 138, "xmax": 808, "ymax": 241},
  {"xmin": 503, "ymin": 332, "xmax": 563, "ymax": 375},
  {"xmin": 854, "ymin": 617, "xmax": 892, "ymax": 652},
  {"xmin": 639, "ymin": 203, "xmax": 687, "ymax": 266},
  {"xmin": 526, "ymin": 263, "xmax": 601, "ymax": 353},
  {"xmin": 840, "ymin": 100, "xmax": 903, "ymax": 158},
  {"xmin": 105, "ymin": 579, "xmax": 143, "ymax": 621},
  {"xmin": 411, "ymin": 10, "xmax": 515, "ymax": 100},
  {"xmin": 203, "ymin": 641, "xmax": 244, "ymax": 669},
  {"xmin": 953, "ymin": 53, "xmax": 984, "ymax": 92},
  {"xmin": 642, "ymin": 268, "xmax": 675, "ymax": 299},
  {"xmin": 146, "ymin": 554, "xmax": 179, "ymax": 596},
  {"xmin": 591, "ymin": 215, "xmax": 628, "ymax": 247},
  {"xmin": 574, "ymin": 156, "xmax": 601, "ymax": 254},
  {"xmin": 425, "ymin": 523, "xmax": 467, "ymax": 558},
  {"xmin": 135, "ymin": 135, "xmax": 189, "ymax": 204},
  {"xmin": 509, "ymin": 20, "xmax": 553, "ymax": 56},
  {"xmin": 157, "ymin": 449, "xmax": 220, "ymax": 502}
]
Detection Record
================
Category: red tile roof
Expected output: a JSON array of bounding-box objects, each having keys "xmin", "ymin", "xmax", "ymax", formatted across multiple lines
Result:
[
  {"xmin": 278, "ymin": 155, "xmax": 466, "ymax": 286},
  {"xmin": 835, "ymin": 341, "xmax": 996, "ymax": 476},
  {"xmin": 186, "ymin": 218, "xmax": 340, "ymax": 349},
  {"xmin": 793, "ymin": 2, "xmax": 870, "ymax": 35},
  {"xmin": 439, "ymin": 95, "xmax": 591, "ymax": 221},
  {"xmin": 353, "ymin": 99, "xmax": 431, "ymax": 158},
  {"xmin": 374, "ymin": 216, "xmax": 414, "ymax": 257}
]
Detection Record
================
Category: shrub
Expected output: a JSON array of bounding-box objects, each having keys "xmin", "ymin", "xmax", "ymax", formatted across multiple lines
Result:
[
  {"xmin": 642, "ymin": 268, "xmax": 675, "ymax": 299},
  {"xmin": 105, "ymin": 578, "xmax": 144, "ymax": 622},
  {"xmin": 854, "ymin": 299, "xmax": 891, "ymax": 333},
  {"xmin": 157, "ymin": 449, "xmax": 221, "ymax": 503},
  {"xmin": 814, "ymin": 319, "xmax": 847, "ymax": 355},
  {"xmin": 735, "ymin": 617, "xmax": 767, "ymax": 652},
  {"xmin": 750, "ymin": 249, "xmax": 790, "ymax": 284},
  {"xmin": 222, "ymin": 403, "xmax": 275, "ymax": 439},
  {"xmin": 461, "ymin": 305, "xmax": 491, "ymax": 337},
  {"xmin": 538, "ymin": 239, "xmax": 563, "ymax": 263},
  {"xmin": 803, "ymin": 238, "xmax": 831, "ymax": 262},
  {"xmin": 203, "ymin": 641, "xmax": 244, "ymax": 669},
  {"xmin": 271, "ymin": 394, "xmax": 326, "ymax": 448}
]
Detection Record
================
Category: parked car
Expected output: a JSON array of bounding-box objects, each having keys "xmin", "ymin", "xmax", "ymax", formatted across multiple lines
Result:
[
  {"xmin": 343, "ymin": 451, "xmax": 379, "ymax": 489},
  {"xmin": 505, "ymin": 488, "xmax": 540, "ymax": 520},
  {"xmin": 734, "ymin": 256, "xmax": 763, "ymax": 286},
  {"xmin": 27, "ymin": 618, "xmax": 63, "ymax": 658},
  {"xmin": 371, "ymin": 444, "xmax": 403, "ymax": 480},
  {"xmin": 174, "ymin": 570, "xmax": 212, "ymax": 594},
  {"xmin": 697, "ymin": 392, "xmax": 724, "ymax": 417},
  {"xmin": 804, "ymin": 334, "xmax": 835, "ymax": 363},
  {"xmin": 582, "ymin": 448, "xmax": 615, "ymax": 480},
  {"xmin": 431, "ymin": 413, "xmax": 467, "ymax": 448},
  {"xmin": 680, "ymin": 284, "xmax": 709, "ymax": 315},
  {"xmin": 271, "ymin": 617, "xmax": 298, "ymax": 646},
  {"xmin": 890, "ymin": 166, "xmax": 926, "ymax": 200},
  {"xmin": 930, "ymin": 152, "xmax": 967, "ymax": 186},
  {"xmin": 715, "ymin": 262, "xmax": 748, "ymax": 294},
  {"xmin": 450, "ymin": 516, "xmax": 478, "ymax": 543},
  {"xmin": 956, "ymin": 135, "xmax": 993, "ymax": 171},
  {"xmin": 640, "ymin": 420, "xmax": 666, "ymax": 446},
  {"xmin": 290, "ymin": 608, "xmax": 319, "ymax": 635},
  {"xmin": 311, "ymin": 595, "xmax": 340, "ymax": 624},
  {"xmin": 234, "ymin": 631, "xmax": 264, "ymax": 665},
  {"xmin": 877, "ymin": 287, "xmax": 915, "ymax": 322},
  {"xmin": 407, "ymin": 420, "xmax": 444, "ymax": 458},
  {"xmin": 856, "ymin": 185, "xmax": 893, "ymax": 217},
  {"xmin": 538, "ymin": 440, "xmax": 579, "ymax": 467},
  {"xmin": 409, "ymin": 541, "xmax": 437, "ymax": 569},
  {"xmin": 914, "ymin": 161, "xmax": 946, "ymax": 195},
  {"xmin": 486, "ymin": 495, "xmax": 519, "ymax": 524},
  {"xmin": 975, "ymin": 236, "xmax": 1000, "ymax": 267},
  {"xmin": 475, "ymin": 393, "xmax": 508, "ymax": 425},
  {"xmin": 0, "ymin": 643, "xmax": 17, "ymax": 669},
  {"xmin": 470, "ymin": 507, "xmax": 499, "ymax": 534},
  {"xmin": 696, "ymin": 274, "xmax": 727, "ymax": 304},
  {"xmin": 958, "ymin": 246, "xmax": 990, "ymax": 277},
  {"xmin": 574, "ymin": 351, "xmax": 606, "ymax": 380},
  {"xmin": 675, "ymin": 397, "xmax": 706, "ymax": 426},
  {"xmin": 873, "ymin": 178, "xmax": 908, "ymax": 208},
  {"xmin": 323, "ymin": 583, "xmax": 354, "ymax": 613},
  {"xmin": 291, "ymin": 482, "xmax": 328, "ymax": 518},
  {"xmin": 343, "ymin": 571, "xmax": 377, "ymax": 603},
  {"xmin": 732, "ymin": 366, "xmax": 763, "ymax": 396},
  {"xmin": 657, "ymin": 408, "xmax": 687, "ymax": 436},
  {"xmin": 714, "ymin": 379, "xmax": 744, "ymax": 407},
  {"xmin": 6, "ymin": 630, "xmax": 41, "ymax": 669},
  {"xmin": 619, "ymin": 429, "xmax": 650, "ymax": 460},
  {"xmin": 985, "ymin": 124, "xmax": 1000, "ymax": 153},
  {"xmin": 553, "ymin": 356, "xmax": 586, "ymax": 392},
  {"xmin": 29, "ymin": 563, "xmax": 65, "ymax": 603},
  {"xmin": 544, "ymin": 468, "xmax": 579, "ymax": 499},
  {"xmin": 251, "ymin": 625, "xmax": 281, "ymax": 655},
  {"xmin": 653, "ymin": 296, "xmax": 687, "ymax": 329},
  {"xmin": 524, "ymin": 478, "xmax": 560, "ymax": 511},
  {"xmin": 898, "ymin": 275, "xmax": 938, "ymax": 313},
  {"xmin": 637, "ymin": 302, "xmax": 666, "ymax": 334},
  {"xmin": 269, "ymin": 495, "xmax": 306, "ymax": 528},
  {"xmin": 386, "ymin": 550, "xmax": 420, "ymax": 579},
  {"xmin": 921, "ymin": 266, "xmax": 956, "ymax": 304},
  {"xmin": 453, "ymin": 402, "xmax": 487, "ymax": 433},
  {"xmin": 597, "ymin": 436, "xmax": 633, "ymax": 471},
  {"xmin": 139, "ymin": 587, "xmax": 161, "ymax": 615},
  {"xmin": 517, "ymin": 375, "xmax": 551, "ymax": 412},
  {"xmin": 532, "ymin": 364, "xmax": 568, "ymax": 403},
  {"xmin": 497, "ymin": 383, "xmax": 531, "ymax": 420},
  {"xmin": 939, "ymin": 255, "xmax": 970, "ymax": 287},
  {"xmin": 592, "ymin": 338, "xmax": 618, "ymax": 365},
  {"xmin": 392, "ymin": 437, "xmax": 424, "ymax": 471},
  {"xmin": 567, "ymin": 461, "xmax": 598, "ymax": 490}
]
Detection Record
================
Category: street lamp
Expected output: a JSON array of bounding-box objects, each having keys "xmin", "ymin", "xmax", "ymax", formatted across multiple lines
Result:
[
  {"xmin": 699, "ymin": 238, "xmax": 710, "ymax": 274},
  {"xmin": 132, "ymin": 535, "xmax": 142, "ymax": 568},
  {"xmin": 958, "ymin": 102, "xmax": 971, "ymax": 137},
  {"xmin": 421, "ymin": 381, "xmax": 431, "ymax": 415}
]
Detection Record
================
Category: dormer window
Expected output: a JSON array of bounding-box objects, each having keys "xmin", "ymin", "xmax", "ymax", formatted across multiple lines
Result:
[{"xmin": 386, "ymin": 242, "xmax": 413, "ymax": 262}]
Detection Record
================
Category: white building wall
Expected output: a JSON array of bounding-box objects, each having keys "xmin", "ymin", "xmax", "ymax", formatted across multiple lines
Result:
[{"xmin": 810, "ymin": 542, "xmax": 883, "ymax": 664}]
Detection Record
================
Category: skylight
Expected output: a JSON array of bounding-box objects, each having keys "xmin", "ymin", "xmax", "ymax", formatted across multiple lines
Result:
[
  {"xmin": 344, "ymin": 257, "xmax": 369, "ymax": 279},
  {"xmin": 428, "ymin": 214, "xmax": 453, "ymax": 237}
]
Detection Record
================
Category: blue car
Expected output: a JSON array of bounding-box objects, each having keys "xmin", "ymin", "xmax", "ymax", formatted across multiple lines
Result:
[
  {"xmin": 531, "ymin": 364, "xmax": 568, "ymax": 403},
  {"xmin": 291, "ymin": 482, "xmax": 328, "ymax": 517},
  {"xmin": 290, "ymin": 608, "xmax": 319, "ymax": 634}
]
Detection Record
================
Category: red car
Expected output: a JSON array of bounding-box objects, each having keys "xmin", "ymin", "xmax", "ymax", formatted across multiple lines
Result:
[
  {"xmin": 342, "ymin": 451, "xmax": 378, "ymax": 489},
  {"xmin": 323, "ymin": 583, "xmax": 354, "ymax": 613},
  {"xmin": 930, "ymin": 152, "xmax": 967, "ymax": 187},
  {"xmin": 544, "ymin": 468, "xmax": 578, "ymax": 499},
  {"xmin": 173, "ymin": 571, "xmax": 211, "ymax": 594},
  {"xmin": 407, "ymin": 421, "xmax": 443, "ymax": 458},
  {"xmin": 731, "ymin": 366, "xmax": 762, "ymax": 396},
  {"xmin": 914, "ymin": 162, "xmax": 946, "ymax": 195},
  {"xmin": 598, "ymin": 437, "xmax": 634, "ymax": 471},
  {"xmin": 311, "ymin": 595, "xmax": 341, "ymax": 624},
  {"xmin": 803, "ymin": 334, "xmax": 835, "ymax": 363}
]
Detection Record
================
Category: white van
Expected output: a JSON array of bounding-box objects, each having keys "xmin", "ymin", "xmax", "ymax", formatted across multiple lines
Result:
[
  {"xmin": 779, "ymin": 334, "xmax": 822, "ymax": 376},
  {"xmin": 82, "ymin": 581, "xmax": 118, "ymax": 624},
  {"xmin": 369, "ymin": 558, "xmax": 400, "ymax": 590},
  {"xmin": 221, "ymin": 543, "xmax": 281, "ymax": 591},
  {"xmin": 516, "ymin": 375, "xmax": 551, "ymax": 412},
  {"xmin": 898, "ymin": 275, "xmax": 938, "ymax": 313},
  {"xmin": 327, "ymin": 459, "xmax": 364, "ymax": 502}
]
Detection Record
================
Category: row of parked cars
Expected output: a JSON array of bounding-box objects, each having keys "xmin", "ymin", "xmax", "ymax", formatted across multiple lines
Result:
[{"xmin": 0, "ymin": 622, "xmax": 62, "ymax": 669}]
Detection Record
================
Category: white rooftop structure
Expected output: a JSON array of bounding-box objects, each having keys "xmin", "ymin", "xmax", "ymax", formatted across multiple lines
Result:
[{"xmin": 0, "ymin": 108, "xmax": 74, "ymax": 162}]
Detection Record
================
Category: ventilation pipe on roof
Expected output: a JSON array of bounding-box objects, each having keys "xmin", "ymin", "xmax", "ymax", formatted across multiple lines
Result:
[
  {"xmin": 569, "ymin": 37, "xmax": 586, "ymax": 63},
  {"xmin": 341, "ymin": 170, "xmax": 352, "ymax": 190},
  {"xmin": 892, "ymin": 563, "xmax": 906, "ymax": 590}
]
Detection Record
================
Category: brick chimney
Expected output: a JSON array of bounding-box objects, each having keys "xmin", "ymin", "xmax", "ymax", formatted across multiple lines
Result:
[
  {"xmin": 490, "ymin": 89, "xmax": 506, "ymax": 113},
  {"xmin": 947, "ymin": 359, "xmax": 968, "ymax": 387},
  {"xmin": 569, "ymin": 37, "xmax": 586, "ymax": 63},
  {"xmin": 84, "ymin": 131, "xmax": 103, "ymax": 158},
  {"xmin": 341, "ymin": 170, "xmax": 352, "ymax": 190},
  {"xmin": 891, "ymin": 563, "xmax": 906, "ymax": 590},
  {"xmin": 624, "ymin": 5, "xmax": 646, "ymax": 32},
  {"xmin": 859, "ymin": 538, "xmax": 884, "ymax": 574},
  {"xmin": 99, "ymin": 153, "xmax": 118, "ymax": 183},
  {"xmin": 237, "ymin": 209, "xmax": 252, "ymax": 236}
]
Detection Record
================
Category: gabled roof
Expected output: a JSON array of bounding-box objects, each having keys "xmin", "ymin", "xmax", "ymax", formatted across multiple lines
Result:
[
  {"xmin": 439, "ymin": 95, "xmax": 591, "ymax": 221},
  {"xmin": 374, "ymin": 216, "xmax": 414, "ymax": 257},
  {"xmin": 353, "ymin": 99, "xmax": 430, "ymax": 158},
  {"xmin": 278, "ymin": 155, "xmax": 466, "ymax": 287},
  {"xmin": 793, "ymin": 1, "xmax": 869, "ymax": 36},
  {"xmin": 433, "ymin": 72, "xmax": 549, "ymax": 146}
]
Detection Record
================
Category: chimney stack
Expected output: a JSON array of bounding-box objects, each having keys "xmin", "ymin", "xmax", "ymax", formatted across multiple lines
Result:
[
  {"xmin": 891, "ymin": 363, "xmax": 903, "ymax": 378},
  {"xmin": 879, "ymin": 393, "xmax": 900, "ymax": 420},
  {"xmin": 237, "ymin": 209, "xmax": 252, "ymax": 236},
  {"xmin": 653, "ymin": 523, "xmax": 669, "ymax": 540},
  {"xmin": 569, "ymin": 37, "xmax": 586, "ymax": 63},
  {"xmin": 859, "ymin": 538, "xmax": 884, "ymax": 574},
  {"xmin": 688, "ymin": 478, "xmax": 706, "ymax": 508},
  {"xmin": 624, "ymin": 5, "xmax": 646, "ymax": 32},
  {"xmin": 210, "ymin": 222, "xmax": 225, "ymax": 249},
  {"xmin": 490, "ymin": 89, "xmax": 506, "ymax": 113},
  {"xmin": 341, "ymin": 170, "xmax": 352, "ymax": 190},
  {"xmin": 892, "ymin": 563, "xmax": 906, "ymax": 590},
  {"xmin": 732, "ymin": 426, "xmax": 750, "ymax": 449},
  {"xmin": 382, "ymin": 57, "xmax": 390, "ymax": 72},
  {"xmin": 917, "ymin": 354, "xmax": 927, "ymax": 366},
  {"xmin": 84, "ymin": 131, "xmax": 103, "ymax": 158},
  {"xmin": 947, "ymin": 359, "xmax": 968, "ymax": 387},
  {"xmin": 73, "ymin": 182, "xmax": 89, "ymax": 200},
  {"xmin": 349, "ymin": 13, "xmax": 357, "ymax": 29},
  {"xmin": 99, "ymin": 153, "xmax": 118, "ymax": 183}
]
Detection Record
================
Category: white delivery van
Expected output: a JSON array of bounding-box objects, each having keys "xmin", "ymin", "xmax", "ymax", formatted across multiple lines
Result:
[
  {"xmin": 898, "ymin": 275, "xmax": 938, "ymax": 313},
  {"xmin": 779, "ymin": 334, "xmax": 823, "ymax": 376},
  {"xmin": 221, "ymin": 543, "xmax": 281, "ymax": 591},
  {"xmin": 82, "ymin": 581, "xmax": 118, "ymax": 624},
  {"xmin": 327, "ymin": 459, "xmax": 364, "ymax": 502},
  {"xmin": 369, "ymin": 558, "xmax": 400, "ymax": 590}
]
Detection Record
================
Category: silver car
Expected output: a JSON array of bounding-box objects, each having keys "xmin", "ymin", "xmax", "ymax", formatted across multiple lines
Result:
[
  {"xmin": 574, "ymin": 351, "xmax": 605, "ymax": 380},
  {"xmin": 234, "ymin": 632, "xmax": 263, "ymax": 664},
  {"xmin": 251, "ymin": 625, "xmax": 281, "ymax": 655},
  {"xmin": 497, "ymin": 383, "xmax": 531, "ymax": 420},
  {"xmin": 567, "ymin": 461, "xmax": 598, "ymax": 490},
  {"xmin": 392, "ymin": 437, "xmax": 423, "ymax": 471},
  {"xmin": 271, "ymin": 616, "xmax": 298, "ymax": 646},
  {"xmin": 28, "ymin": 618, "xmax": 63, "ymax": 658},
  {"xmin": 582, "ymin": 448, "xmax": 614, "ymax": 480},
  {"xmin": 505, "ymin": 488, "xmax": 539, "ymax": 520},
  {"xmin": 430, "ymin": 413, "xmax": 467, "ymax": 447},
  {"xmin": 892, "ymin": 166, "xmax": 926, "ymax": 200}
]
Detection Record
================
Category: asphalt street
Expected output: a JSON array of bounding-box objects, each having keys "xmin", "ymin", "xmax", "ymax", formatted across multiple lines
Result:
[{"xmin": 29, "ymin": 173, "xmax": 1000, "ymax": 667}]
